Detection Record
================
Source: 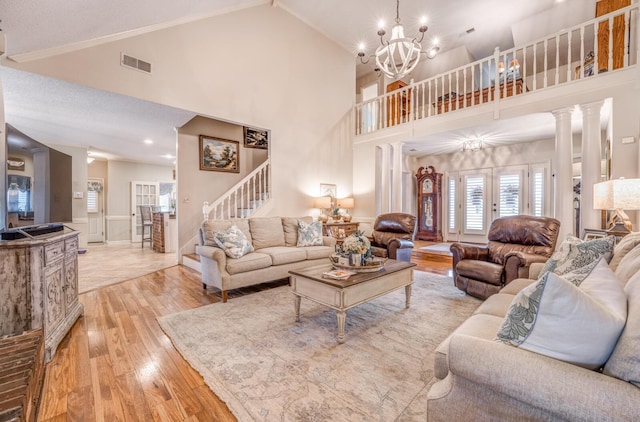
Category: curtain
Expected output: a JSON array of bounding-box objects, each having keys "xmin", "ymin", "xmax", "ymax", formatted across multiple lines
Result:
[{"xmin": 88, "ymin": 180, "xmax": 103, "ymax": 192}]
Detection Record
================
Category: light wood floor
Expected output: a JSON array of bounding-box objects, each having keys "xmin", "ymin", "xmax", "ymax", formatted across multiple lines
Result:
[{"xmin": 38, "ymin": 245, "xmax": 452, "ymax": 422}]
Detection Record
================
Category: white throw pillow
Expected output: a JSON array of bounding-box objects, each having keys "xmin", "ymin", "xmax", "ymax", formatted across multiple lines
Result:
[
  {"xmin": 296, "ymin": 220, "xmax": 323, "ymax": 247},
  {"xmin": 214, "ymin": 225, "xmax": 254, "ymax": 259},
  {"xmin": 538, "ymin": 235, "xmax": 615, "ymax": 279},
  {"xmin": 614, "ymin": 244, "xmax": 640, "ymax": 285},
  {"xmin": 496, "ymin": 259, "xmax": 627, "ymax": 369}
]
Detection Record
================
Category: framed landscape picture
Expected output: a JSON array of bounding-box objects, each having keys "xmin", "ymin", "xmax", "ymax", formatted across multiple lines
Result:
[
  {"xmin": 243, "ymin": 126, "xmax": 269, "ymax": 150},
  {"xmin": 582, "ymin": 228, "xmax": 607, "ymax": 241},
  {"xmin": 199, "ymin": 135, "xmax": 239, "ymax": 173}
]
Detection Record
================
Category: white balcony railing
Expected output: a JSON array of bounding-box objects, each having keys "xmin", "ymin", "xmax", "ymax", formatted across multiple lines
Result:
[
  {"xmin": 355, "ymin": 4, "xmax": 639, "ymax": 136},
  {"xmin": 202, "ymin": 158, "xmax": 271, "ymax": 221}
]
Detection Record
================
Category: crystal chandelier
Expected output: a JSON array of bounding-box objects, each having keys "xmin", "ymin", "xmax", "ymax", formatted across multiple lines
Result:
[
  {"xmin": 462, "ymin": 139, "xmax": 483, "ymax": 152},
  {"xmin": 358, "ymin": 0, "xmax": 438, "ymax": 79}
]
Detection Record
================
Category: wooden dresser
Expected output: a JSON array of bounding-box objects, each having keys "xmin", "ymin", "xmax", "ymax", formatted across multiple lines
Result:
[{"xmin": 0, "ymin": 228, "xmax": 83, "ymax": 362}]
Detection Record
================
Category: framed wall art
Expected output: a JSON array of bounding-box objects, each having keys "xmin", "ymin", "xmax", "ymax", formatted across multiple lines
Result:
[
  {"xmin": 243, "ymin": 126, "xmax": 269, "ymax": 150},
  {"xmin": 582, "ymin": 228, "xmax": 607, "ymax": 241},
  {"xmin": 199, "ymin": 135, "xmax": 239, "ymax": 173},
  {"xmin": 7, "ymin": 156, "xmax": 25, "ymax": 171}
]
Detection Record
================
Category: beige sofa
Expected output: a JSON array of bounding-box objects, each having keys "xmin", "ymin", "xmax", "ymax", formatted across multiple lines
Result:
[
  {"xmin": 428, "ymin": 235, "xmax": 640, "ymax": 421},
  {"xmin": 196, "ymin": 216, "xmax": 336, "ymax": 302}
]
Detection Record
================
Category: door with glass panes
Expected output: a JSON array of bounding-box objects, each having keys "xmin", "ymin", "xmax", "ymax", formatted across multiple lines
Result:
[
  {"xmin": 131, "ymin": 181, "xmax": 158, "ymax": 242},
  {"xmin": 445, "ymin": 163, "xmax": 550, "ymax": 243}
]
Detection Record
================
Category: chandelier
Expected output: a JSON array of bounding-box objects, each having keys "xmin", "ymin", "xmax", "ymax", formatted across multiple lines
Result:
[
  {"xmin": 462, "ymin": 139, "xmax": 483, "ymax": 152},
  {"xmin": 358, "ymin": 0, "xmax": 438, "ymax": 79}
]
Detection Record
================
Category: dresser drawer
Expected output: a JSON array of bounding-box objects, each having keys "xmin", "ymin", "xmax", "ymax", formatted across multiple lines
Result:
[
  {"xmin": 65, "ymin": 236, "xmax": 78, "ymax": 253},
  {"xmin": 44, "ymin": 241, "xmax": 65, "ymax": 265}
]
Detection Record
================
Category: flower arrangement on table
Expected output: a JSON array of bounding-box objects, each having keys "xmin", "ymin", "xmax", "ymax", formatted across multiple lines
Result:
[{"xmin": 335, "ymin": 230, "xmax": 373, "ymax": 267}]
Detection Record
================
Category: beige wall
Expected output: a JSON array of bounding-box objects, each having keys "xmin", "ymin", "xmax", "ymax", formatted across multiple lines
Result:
[{"xmin": 5, "ymin": 4, "xmax": 355, "ymax": 253}]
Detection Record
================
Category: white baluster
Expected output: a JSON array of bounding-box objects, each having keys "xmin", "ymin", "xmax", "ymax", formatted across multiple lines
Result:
[
  {"xmin": 593, "ymin": 22, "xmax": 599, "ymax": 77},
  {"xmin": 555, "ymin": 37, "xmax": 560, "ymax": 86},
  {"xmin": 567, "ymin": 31, "xmax": 572, "ymax": 82},
  {"xmin": 203, "ymin": 201, "xmax": 209, "ymax": 221},
  {"xmin": 608, "ymin": 15, "xmax": 614, "ymax": 72}
]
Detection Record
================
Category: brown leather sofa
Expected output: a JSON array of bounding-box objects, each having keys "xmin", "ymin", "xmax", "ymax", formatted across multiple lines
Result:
[
  {"xmin": 370, "ymin": 213, "xmax": 417, "ymax": 262},
  {"xmin": 450, "ymin": 215, "xmax": 560, "ymax": 299}
]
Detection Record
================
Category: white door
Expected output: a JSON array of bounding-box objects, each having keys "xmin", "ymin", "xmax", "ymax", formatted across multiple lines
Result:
[
  {"xmin": 87, "ymin": 178, "xmax": 104, "ymax": 243},
  {"xmin": 131, "ymin": 181, "xmax": 158, "ymax": 242},
  {"xmin": 460, "ymin": 169, "xmax": 492, "ymax": 242}
]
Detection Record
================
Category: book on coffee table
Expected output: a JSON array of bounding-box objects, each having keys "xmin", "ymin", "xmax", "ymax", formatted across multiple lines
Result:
[{"xmin": 322, "ymin": 269, "xmax": 356, "ymax": 280}]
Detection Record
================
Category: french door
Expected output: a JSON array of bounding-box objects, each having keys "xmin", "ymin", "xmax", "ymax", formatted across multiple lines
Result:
[
  {"xmin": 87, "ymin": 178, "xmax": 104, "ymax": 243},
  {"xmin": 131, "ymin": 181, "xmax": 158, "ymax": 242},
  {"xmin": 445, "ymin": 163, "xmax": 550, "ymax": 242}
]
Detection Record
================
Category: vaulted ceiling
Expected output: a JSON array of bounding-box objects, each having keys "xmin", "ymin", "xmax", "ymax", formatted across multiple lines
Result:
[{"xmin": 0, "ymin": 0, "xmax": 596, "ymax": 164}]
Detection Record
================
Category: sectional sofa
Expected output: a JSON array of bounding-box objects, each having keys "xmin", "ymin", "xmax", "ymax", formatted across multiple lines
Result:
[
  {"xmin": 428, "ymin": 233, "xmax": 640, "ymax": 421},
  {"xmin": 196, "ymin": 216, "xmax": 336, "ymax": 302}
]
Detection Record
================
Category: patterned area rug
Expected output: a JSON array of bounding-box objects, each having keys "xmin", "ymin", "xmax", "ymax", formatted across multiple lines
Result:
[{"xmin": 158, "ymin": 271, "xmax": 480, "ymax": 421}]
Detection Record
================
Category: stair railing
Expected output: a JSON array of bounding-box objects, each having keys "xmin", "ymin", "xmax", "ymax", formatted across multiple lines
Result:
[{"xmin": 202, "ymin": 158, "xmax": 271, "ymax": 221}]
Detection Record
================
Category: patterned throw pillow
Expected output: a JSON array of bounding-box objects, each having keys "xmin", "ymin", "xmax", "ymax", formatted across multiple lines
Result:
[
  {"xmin": 214, "ymin": 225, "xmax": 254, "ymax": 259},
  {"xmin": 538, "ymin": 235, "xmax": 615, "ymax": 279},
  {"xmin": 496, "ymin": 258, "xmax": 627, "ymax": 369},
  {"xmin": 296, "ymin": 220, "xmax": 323, "ymax": 247}
]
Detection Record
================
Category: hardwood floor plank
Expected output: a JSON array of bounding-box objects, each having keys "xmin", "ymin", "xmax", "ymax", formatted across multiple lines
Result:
[{"xmin": 38, "ymin": 248, "xmax": 452, "ymax": 421}]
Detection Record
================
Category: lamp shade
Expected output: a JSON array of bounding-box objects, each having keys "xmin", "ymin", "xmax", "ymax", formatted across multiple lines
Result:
[
  {"xmin": 336, "ymin": 197, "xmax": 354, "ymax": 209},
  {"xmin": 314, "ymin": 196, "xmax": 332, "ymax": 209},
  {"xmin": 593, "ymin": 179, "xmax": 640, "ymax": 210}
]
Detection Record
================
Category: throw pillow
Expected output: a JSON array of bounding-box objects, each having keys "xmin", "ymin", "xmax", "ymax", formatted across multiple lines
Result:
[
  {"xmin": 296, "ymin": 220, "xmax": 323, "ymax": 247},
  {"xmin": 538, "ymin": 235, "xmax": 615, "ymax": 279},
  {"xmin": 603, "ymin": 270, "xmax": 640, "ymax": 387},
  {"xmin": 496, "ymin": 258, "xmax": 627, "ymax": 369},
  {"xmin": 214, "ymin": 225, "xmax": 254, "ymax": 259},
  {"xmin": 249, "ymin": 217, "xmax": 286, "ymax": 249},
  {"xmin": 283, "ymin": 216, "xmax": 313, "ymax": 246}
]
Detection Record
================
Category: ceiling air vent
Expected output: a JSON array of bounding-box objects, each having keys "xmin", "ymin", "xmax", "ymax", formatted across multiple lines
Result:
[{"xmin": 120, "ymin": 53, "xmax": 152, "ymax": 74}]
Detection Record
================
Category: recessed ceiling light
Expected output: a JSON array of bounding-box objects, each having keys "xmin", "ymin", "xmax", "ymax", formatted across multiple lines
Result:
[{"xmin": 144, "ymin": 139, "xmax": 153, "ymax": 145}]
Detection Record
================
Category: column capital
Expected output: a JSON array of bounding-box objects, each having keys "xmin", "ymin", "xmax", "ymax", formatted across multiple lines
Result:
[
  {"xmin": 551, "ymin": 107, "xmax": 574, "ymax": 118},
  {"xmin": 579, "ymin": 100, "xmax": 605, "ymax": 114}
]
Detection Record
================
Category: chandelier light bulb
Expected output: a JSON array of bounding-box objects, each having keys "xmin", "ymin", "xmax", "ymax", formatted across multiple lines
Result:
[
  {"xmin": 420, "ymin": 16, "xmax": 427, "ymax": 25},
  {"xmin": 378, "ymin": 19, "xmax": 385, "ymax": 29}
]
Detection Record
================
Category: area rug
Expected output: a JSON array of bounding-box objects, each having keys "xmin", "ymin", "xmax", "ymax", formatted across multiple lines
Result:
[
  {"xmin": 158, "ymin": 271, "xmax": 481, "ymax": 421},
  {"xmin": 418, "ymin": 243, "xmax": 453, "ymax": 256}
]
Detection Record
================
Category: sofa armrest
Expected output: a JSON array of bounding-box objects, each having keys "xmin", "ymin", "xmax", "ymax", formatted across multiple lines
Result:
[
  {"xmin": 323, "ymin": 236, "xmax": 337, "ymax": 248},
  {"xmin": 528, "ymin": 262, "xmax": 545, "ymax": 280},
  {"xmin": 503, "ymin": 252, "xmax": 549, "ymax": 284},
  {"xmin": 450, "ymin": 243, "xmax": 489, "ymax": 265},
  {"xmin": 446, "ymin": 334, "xmax": 640, "ymax": 421}
]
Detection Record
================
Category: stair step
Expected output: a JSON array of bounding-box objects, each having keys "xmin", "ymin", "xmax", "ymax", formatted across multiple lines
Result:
[{"xmin": 182, "ymin": 254, "xmax": 201, "ymax": 273}]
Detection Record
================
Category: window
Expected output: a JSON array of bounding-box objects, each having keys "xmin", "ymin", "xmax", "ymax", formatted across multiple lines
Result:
[
  {"xmin": 87, "ymin": 190, "xmax": 98, "ymax": 213},
  {"xmin": 448, "ymin": 176, "xmax": 457, "ymax": 232},
  {"xmin": 465, "ymin": 175, "xmax": 485, "ymax": 232},
  {"xmin": 498, "ymin": 173, "xmax": 520, "ymax": 216}
]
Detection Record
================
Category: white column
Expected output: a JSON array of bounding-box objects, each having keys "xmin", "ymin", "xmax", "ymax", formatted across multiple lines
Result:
[
  {"xmin": 377, "ymin": 144, "xmax": 392, "ymax": 214},
  {"xmin": 391, "ymin": 142, "xmax": 404, "ymax": 212},
  {"xmin": 580, "ymin": 101, "xmax": 604, "ymax": 232},
  {"xmin": 552, "ymin": 108, "xmax": 575, "ymax": 241}
]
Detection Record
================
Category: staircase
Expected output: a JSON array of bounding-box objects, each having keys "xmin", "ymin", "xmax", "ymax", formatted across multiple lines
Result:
[
  {"xmin": 202, "ymin": 159, "xmax": 271, "ymax": 220},
  {"xmin": 182, "ymin": 159, "xmax": 271, "ymax": 272}
]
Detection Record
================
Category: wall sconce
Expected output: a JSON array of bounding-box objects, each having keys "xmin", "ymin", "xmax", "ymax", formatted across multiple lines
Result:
[
  {"xmin": 593, "ymin": 178, "xmax": 640, "ymax": 232},
  {"xmin": 336, "ymin": 197, "xmax": 355, "ymax": 222},
  {"xmin": 314, "ymin": 196, "xmax": 332, "ymax": 223}
]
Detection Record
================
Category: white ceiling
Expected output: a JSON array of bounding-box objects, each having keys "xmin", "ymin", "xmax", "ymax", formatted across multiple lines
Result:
[{"xmin": 0, "ymin": 0, "xmax": 595, "ymax": 164}]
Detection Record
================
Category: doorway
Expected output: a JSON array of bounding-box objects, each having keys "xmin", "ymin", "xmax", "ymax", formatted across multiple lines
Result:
[{"xmin": 87, "ymin": 178, "xmax": 104, "ymax": 243}]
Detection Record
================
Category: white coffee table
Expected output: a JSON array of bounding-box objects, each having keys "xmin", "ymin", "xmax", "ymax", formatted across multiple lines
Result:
[{"xmin": 289, "ymin": 260, "xmax": 416, "ymax": 343}]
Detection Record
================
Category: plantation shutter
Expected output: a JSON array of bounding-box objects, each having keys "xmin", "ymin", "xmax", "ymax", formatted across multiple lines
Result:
[
  {"xmin": 465, "ymin": 176, "xmax": 485, "ymax": 232},
  {"xmin": 448, "ymin": 176, "xmax": 457, "ymax": 233},
  {"xmin": 498, "ymin": 173, "xmax": 520, "ymax": 216},
  {"xmin": 87, "ymin": 190, "xmax": 98, "ymax": 213}
]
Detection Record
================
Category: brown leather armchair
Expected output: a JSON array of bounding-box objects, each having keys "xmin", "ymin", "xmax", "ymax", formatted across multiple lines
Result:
[
  {"xmin": 451, "ymin": 215, "xmax": 560, "ymax": 299},
  {"xmin": 370, "ymin": 213, "xmax": 417, "ymax": 262}
]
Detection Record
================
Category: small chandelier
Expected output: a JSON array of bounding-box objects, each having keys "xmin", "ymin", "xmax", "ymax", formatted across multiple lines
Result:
[
  {"xmin": 462, "ymin": 139, "xmax": 483, "ymax": 152},
  {"xmin": 358, "ymin": 0, "xmax": 438, "ymax": 79}
]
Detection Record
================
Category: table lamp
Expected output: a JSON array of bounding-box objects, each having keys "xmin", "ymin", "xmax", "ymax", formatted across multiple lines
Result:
[
  {"xmin": 593, "ymin": 178, "xmax": 640, "ymax": 232},
  {"xmin": 336, "ymin": 197, "xmax": 355, "ymax": 222},
  {"xmin": 314, "ymin": 196, "xmax": 332, "ymax": 223}
]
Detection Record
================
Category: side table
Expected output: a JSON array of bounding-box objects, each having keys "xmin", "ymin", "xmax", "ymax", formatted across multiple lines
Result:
[{"xmin": 323, "ymin": 221, "xmax": 359, "ymax": 243}]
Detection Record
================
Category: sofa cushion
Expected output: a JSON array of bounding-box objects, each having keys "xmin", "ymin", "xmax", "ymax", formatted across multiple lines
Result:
[
  {"xmin": 610, "ymin": 232, "xmax": 640, "ymax": 272},
  {"xmin": 302, "ymin": 245, "xmax": 334, "ymax": 260},
  {"xmin": 434, "ymin": 314, "xmax": 504, "ymax": 380},
  {"xmin": 225, "ymin": 252, "xmax": 272, "ymax": 275},
  {"xmin": 249, "ymin": 217, "xmax": 285, "ymax": 249},
  {"xmin": 256, "ymin": 247, "xmax": 307, "ymax": 266},
  {"xmin": 214, "ymin": 225, "xmax": 255, "ymax": 259},
  {"xmin": 539, "ymin": 235, "xmax": 615, "ymax": 279},
  {"xmin": 282, "ymin": 216, "xmax": 313, "ymax": 247},
  {"xmin": 614, "ymin": 243, "xmax": 640, "ymax": 285},
  {"xmin": 201, "ymin": 219, "xmax": 252, "ymax": 246},
  {"xmin": 474, "ymin": 293, "xmax": 515, "ymax": 317},
  {"xmin": 457, "ymin": 260, "xmax": 503, "ymax": 286},
  {"xmin": 603, "ymin": 270, "xmax": 640, "ymax": 387},
  {"xmin": 496, "ymin": 259, "xmax": 627, "ymax": 369},
  {"xmin": 296, "ymin": 220, "xmax": 323, "ymax": 247},
  {"xmin": 499, "ymin": 278, "xmax": 536, "ymax": 295}
]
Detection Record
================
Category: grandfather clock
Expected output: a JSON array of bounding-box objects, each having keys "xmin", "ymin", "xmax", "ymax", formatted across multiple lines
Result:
[{"xmin": 416, "ymin": 166, "xmax": 443, "ymax": 241}]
